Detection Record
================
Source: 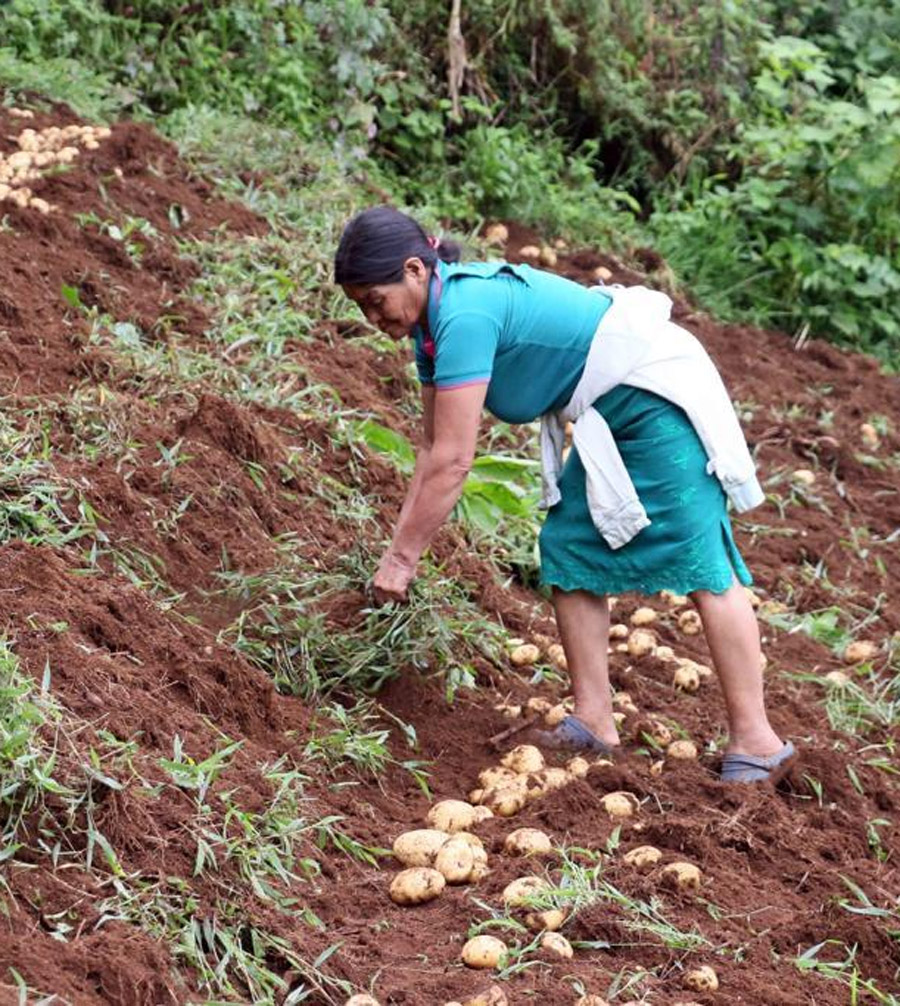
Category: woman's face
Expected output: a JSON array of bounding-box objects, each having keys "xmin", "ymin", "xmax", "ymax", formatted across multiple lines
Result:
[{"xmin": 343, "ymin": 257, "xmax": 430, "ymax": 340}]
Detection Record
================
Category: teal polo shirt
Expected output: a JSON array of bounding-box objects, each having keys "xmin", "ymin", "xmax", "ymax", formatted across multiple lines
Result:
[{"xmin": 412, "ymin": 261, "xmax": 612, "ymax": 423}]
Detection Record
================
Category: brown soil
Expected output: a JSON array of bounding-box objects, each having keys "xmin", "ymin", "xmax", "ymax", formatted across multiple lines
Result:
[{"xmin": 0, "ymin": 101, "xmax": 899, "ymax": 1006}]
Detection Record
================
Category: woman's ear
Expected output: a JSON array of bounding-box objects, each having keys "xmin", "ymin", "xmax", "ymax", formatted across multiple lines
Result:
[{"xmin": 403, "ymin": 256, "xmax": 429, "ymax": 284}]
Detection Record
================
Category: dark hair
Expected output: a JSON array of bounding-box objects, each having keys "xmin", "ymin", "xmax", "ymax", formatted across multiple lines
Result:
[{"xmin": 334, "ymin": 205, "xmax": 461, "ymax": 286}]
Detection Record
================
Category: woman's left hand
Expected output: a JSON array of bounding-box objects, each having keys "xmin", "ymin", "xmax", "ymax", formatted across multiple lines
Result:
[{"xmin": 371, "ymin": 551, "xmax": 416, "ymax": 604}]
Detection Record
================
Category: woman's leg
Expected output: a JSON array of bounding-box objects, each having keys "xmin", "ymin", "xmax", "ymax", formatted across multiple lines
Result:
[
  {"xmin": 552, "ymin": 587, "xmax": 620, "ymax": 748},
  {"xmin": 690, "ymin": 583, "xmax": 783, "ymax": 756}
]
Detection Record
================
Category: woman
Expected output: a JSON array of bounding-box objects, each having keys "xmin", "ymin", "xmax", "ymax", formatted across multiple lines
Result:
[{"xmin": 335, "ymin": 205, "xmax": 795, "ymax": 783}]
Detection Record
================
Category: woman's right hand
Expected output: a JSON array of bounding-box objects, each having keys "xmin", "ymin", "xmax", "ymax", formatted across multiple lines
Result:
[{"xmin": 371, "ymin": 551, "xmax": 416, "ymax": 604}]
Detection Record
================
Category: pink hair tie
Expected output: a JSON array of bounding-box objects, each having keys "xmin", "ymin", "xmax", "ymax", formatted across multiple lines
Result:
[{"xmin": 427, "ymin": 235, "xmax": 440, "ymax": 249}]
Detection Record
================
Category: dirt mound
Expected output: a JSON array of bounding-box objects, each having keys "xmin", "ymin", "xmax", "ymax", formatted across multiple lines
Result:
[{"xmin": 0, "ymin": 101, "xmax": 898, "ymax": 1006}]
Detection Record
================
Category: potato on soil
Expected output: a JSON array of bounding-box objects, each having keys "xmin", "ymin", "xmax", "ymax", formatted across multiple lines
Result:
[
  {"xmin": 791, "ymin": 468, "xmax": 816, "ymax": 486},
  {"xmin": 518, "ymin": 244, "xmax": 541, "ymax": 260},
  {"xmin": 525, "ymin": 907, "xmax": 566, "ymax": 931},
  {"xmin": 345, "ymin": 996, "xmax": 381, "ymax": 1006},
  {"xmin": 654, "ymin": 644, "xmax": 676, "ymax": 661},
  {"xmin": 677, "ymin": 610, "xmax": 702, "ymax": 635},
  {"xmin": 435, "ymin": 838, "xmax": 476, "ymax": 883},
  {"xmin": 463, "ymin": 985, "xmax": 508, "ymax": 1006},
  {"xmin": 609, "ymin": 622, "xmax": 629, "ymax": 639},
  {"xmin": 504, "ymin": 827, "xmax": 553, "ymax": 856},
  {"xmin": 576, "ymin": 997, "xmax": 610, "ymax": 1006},
  {"xmin": 502, "ymin": 875, "xmax": 549, "ymax": 906},
  {"xmin": 427, "ymin": 799, "xmax": 476, "ymax": 833},
  {"xmin": 471, "ymin": 805, "xmax": 494, "ymax": 824},
  {"xmin": 567, "ymin": 755, "xmax": 590, "ymax": 778},
  {"xmin": 539, "ymin": 245, "xmax": 558, "ymax": 267},
  {"xmin": 622, "ymin": 845, "xmax": 662, "ymax": 870},
  {"xmin": 843, "ymin": 639, "xmax": 877, "ymax": 664},
  {"xmin": 526, "ymin": 695, "xmax": 553, "ymax": 714},
  {"xmin": 527, "ymin": 766, "xmax": 570, "ymax": 798},
  {"xmin": 824, "ymin": 669, "xmax": 850, "ymax": 687},
  {"xmin": 627, "ymin": 629, "xmax": 656, "ymax": 657},
  {"xmin": 860, "ymin": 422, "xmax": 880, "ymax": 449},
  {"xmin": 389, "ymin": 867, "xmax": 445, "ymax": 905},
  {"xmin": 483, "ymin": 785, "xmax": 527, "ymax": 817},
  {"xmin": 612, "ymin": 691, "xmax": 639, "ymax": 715},
  {"xmin": 545, "ymin": 702, "xmax": 568, "ymax": 726},
  {"xmin": 510, "ymin": 642, "xmax": 541, "ymax": 666},
  {"xmin": 540, "ymin": 931, "xmax": 573, "ymax": 958},
  {"xmin": 546, "ymin": 642, "xmax": 568, "ymax": 670},
  {"xmin": 484, "ymin": 222, "xmax": 509, "ymax": 245},
  {"xmin": 479, "ymin": 765, "xmax": 520, "ymax": 789},
  {"xmin": 600, "ymin": 791, "xmax": 637, "ymax": 819},
  {"xmin": 684, "ymin": 965, "xmax": 719, "ymax": 991},
  {"xmin": 667, "ymin": 740, "xmax": 698, "ymax": 760},
  {"xmin": 495, "ymin": 702, "xmax": 521, "ymax": 719},
  {"xmin": 392, "ymin": 828, "xmax": 450, "ymax": 867},
  {"xmin": 662, "ymin": 861, "xmax": 702, "ymax": 892},
  {"xmin": 501, "ymin": 744, "xmax": 544, "ymax": 775},
  {"xmin": 461, "ymin": 935, "xmax": 507, "ymax": 969},
  {"xmin": 630, "ymin": 606, "xmax": 658, "ymax": 626},
  {"xmin": 644, "ymin": 719, "xmax": 673, "ymax": 746},
  {"xmin": 673, "ymin": 663, "xmax": 700, "ymax": 693},
  {"xmin": 469, "ymin": 788, "xmax": 485, "ymax": 805}
]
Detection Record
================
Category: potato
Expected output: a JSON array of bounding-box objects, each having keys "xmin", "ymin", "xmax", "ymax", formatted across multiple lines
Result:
[
  {"xmin": 614, "ymin": 643, "xmax": 629, "ymax": 653},
  {"xmin": 645, "ymin": 719, "xmax": 673, "ymax": 746},
  {"xmin": 0, "ymin": 184, "xmax": 10, "ymax": 201},
  {"xmin": 518, "ymin": 244, "xmax": 541, "ymax": 261},
  {"xmin": 576, "ymin": 997, "xmax": 610, "ymax": 1006},
  {"xmin": 649, "ymin": 759, "xmax": 665, "ymax": 776},
  {"xmin": 392, "ymin": 828, "xmax": 450, "ymax": 867},
  {"xmin": 504, "ymin": 827, "xmax": 553, "ymax": 856},
  {"xmin": 860, "ymin": 422, "xmax": 880, "ymax": 449},
  {"xmin": 612, "ymin": 691, "xmax": 638, "ymax": 715},
  {"xmin": 389, "ymin": 867, "xmax": 445, "ymax": 905},
  {"xmin": 427, "ymin": 799, "xmax": 476, "ymax": 833},
  {"xmin": 479, "ymin": 765, "xmax": 519, "ymax": 789},
  {"xmin": 501, "ymin": 875, "xmax": 548, "ymax": 906},
  {"xmin": 526, "ymin": 695, "xmax": 553, "ymax": 714},
  {"xmin": 677, "ymin": 610, "xmax": 702, "ymax": 635},
  {"xmin": 471, "ymin": 806, "xmax": 494, "ymax": 824},
  {"xmin": 667, "ymin": 740, "xmax": 698, "ymax": 760},
  {"xmin": 484, "ymin": 222, "xmax": 509, "ymax": 246},
  {"xmin": 567, "ymin": 755, "xmax": 590, "ymax": 778},
  {"xmin": 484, "ymin": 786, "xmax": 527, "ymax": 817},
  {"xmin": 524, "ymin": 907, "xmax": 566, "ymax": 931},
  {"xmin": 464, "ymin": 985, "xmax": 508, "ymax": 1006},
  {"xmin": 662, "ymin": 861, "xmax": 702, "ymax": 892},
  {"xmin": 684, "ymin": 965, "xmax": 719, "ymax": 991},
  {"xmin": 56, "ymin": 146, "xmax": 79, "ymax": 163},
  {"xmin": 654, "ymin": 645, "xmax": 676, "ymax": 662},
  {"xmin": 609, "ymin": 623, "xmax": 629, "ymax": 639},
  {"xmin": 600, "ymin": 791, "xmax": 637, "ymax": 819},
  {"xmin": 435, "ymin": 838, "xmax": 476, "ymax": 884},
  {"xmin": 469, "ymin": 788, "xmax": 485, "ymax": 805},
  {"xmin": 623, "ymin": 845, "xmax": 662, "ymax": 870},
  {"xmin": 627, "ymin": 629, "xmax": 656, "ymax": 657},
  {"xmin": 469, "ymin": 843, "xmax": 490, "ymax": 881},
  {"xmin": 660, "ymin": 589, "xmax": 688, "ymax": 607},
  {"xmin": 451, "ymin": 831, "xmax": 484, "ymax": 850},
  {"xmin": 528, "ymin": 766, "xmax": 569, "ymax": 797},
  {"xmin": 630, "ymin": 606, "xmax": 657, "ymax": 626},
  {"xmin": 843, "ymin": 640, "xmax": 877, "ymax": 665},
  {"xmin": 501, "ymin": 744, "xmax": 544, "ymax": 775},
  {"xmin": 8, "ymin": 188, "xmax": 30, "ymax": 208},
  {"xmin": 546, "ymin": 642, "xmax": 568, "ymax": 670},
  {"xmin": 824, "ymin": 669, "xmax": 850, "ymax": 687},
  {"xmin": 540, "ymin": 932, "xmax": 573, "ymax": 958},
  {"xmin": 539, "ymin": 245, "xmax": 558, "ymax": 267},
  {"xmin": 592, "ymin": 265, "xmax": 613, "ymax": 282},
  {"xmin": 344, "ymin": 996, "xmax": 380, "ymax": 1006},
  {"xmin": 510, "ymin": 643, "xmax": 541, "ymax": 666},
  {"xmin": 84, "ymin": 138, "xmax": 100, "ymax": 150},
  {"xmin": 673, "ymin": 664, "xmax": 700, "ymax": 693},
  {"xmin": 791, "ymin": 468, "xmax": 816, "ymax": 486},
  {"xmin": 545, "ymin": 702, "xmax": 568, "ymax": 727},
  {"xmin": 461, "ymin": 935, "xmax": 507, "ymax": 969},
  {"xmin": 495, "ymin": 702, "xmax": 521, "ymax": 719}
]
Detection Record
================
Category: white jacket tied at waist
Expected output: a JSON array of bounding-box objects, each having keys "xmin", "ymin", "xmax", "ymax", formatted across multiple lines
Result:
[{"xmin": 539, "ymin": 284, "xmax": 765, "ymax": 550}]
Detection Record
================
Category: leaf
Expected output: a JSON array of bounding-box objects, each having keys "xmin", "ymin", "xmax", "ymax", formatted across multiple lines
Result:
[{"xmin": 351, "ymin": 420, "xmax": 415, "ymax": 474}]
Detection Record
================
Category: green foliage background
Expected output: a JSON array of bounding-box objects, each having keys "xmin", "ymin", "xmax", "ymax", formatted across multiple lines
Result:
[{"xmin": 1, "ymin": 0, "xmax": 898, "ymax": 366}]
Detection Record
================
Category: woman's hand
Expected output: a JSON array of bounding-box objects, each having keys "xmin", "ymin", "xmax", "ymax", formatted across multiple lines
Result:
[{"xmin": 371, "ymin": 551, "xmax": 417, "ymax": 604}]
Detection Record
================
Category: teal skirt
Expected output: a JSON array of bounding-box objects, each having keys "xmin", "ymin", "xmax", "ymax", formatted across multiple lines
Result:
[{"xmin": 539, "ymin": 386, "xmax": 752, "ymax": 597}]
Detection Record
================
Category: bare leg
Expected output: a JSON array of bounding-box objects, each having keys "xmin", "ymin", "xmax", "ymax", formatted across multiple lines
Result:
[
  {"xmin": 551, "ymin": 587, "xmax": 620, "ymax": 747},
  {"xmin": 691, "ymin": 583, "xmax": 783, "ymax": 757}
]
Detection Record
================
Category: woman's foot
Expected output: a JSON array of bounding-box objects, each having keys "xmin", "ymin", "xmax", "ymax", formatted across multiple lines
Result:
[
  {"xmin": 720, "ymin": 740, "xmax": 797, "ymax": 783},
  {"xmin": 532, "ymin": 714, "xmax": 620, "ymax": 755}
]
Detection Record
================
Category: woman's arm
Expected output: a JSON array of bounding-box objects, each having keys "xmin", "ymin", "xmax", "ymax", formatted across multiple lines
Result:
[
  {"xmin": 394, "ymin": 385, "xmax": 436, "ymax": 530},
  {"xmin": 373, "ymin": 382, "xmax": 487, "ymax": 600}
]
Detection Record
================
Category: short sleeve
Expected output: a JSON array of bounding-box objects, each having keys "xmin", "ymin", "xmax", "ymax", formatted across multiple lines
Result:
[{"xmin": 432, "ymin": 311, "xmax": 499, "ymax": 388}]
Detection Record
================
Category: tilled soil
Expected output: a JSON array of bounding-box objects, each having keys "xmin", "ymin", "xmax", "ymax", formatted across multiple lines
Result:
[{"xmin": 0, "ymin": 102, "xmax": 898, "ymax": 1006}]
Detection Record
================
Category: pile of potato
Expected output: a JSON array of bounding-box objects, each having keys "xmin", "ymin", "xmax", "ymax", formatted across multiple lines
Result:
[{"xmin": 0, "ymin": 113, "xmax": 112, "ymax": 214}]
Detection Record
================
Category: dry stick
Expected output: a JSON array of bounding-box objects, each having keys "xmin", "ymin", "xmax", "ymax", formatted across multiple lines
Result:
[{"xmin": 489, "ymin": 715, "xmax": 539, "ymax": 751}]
